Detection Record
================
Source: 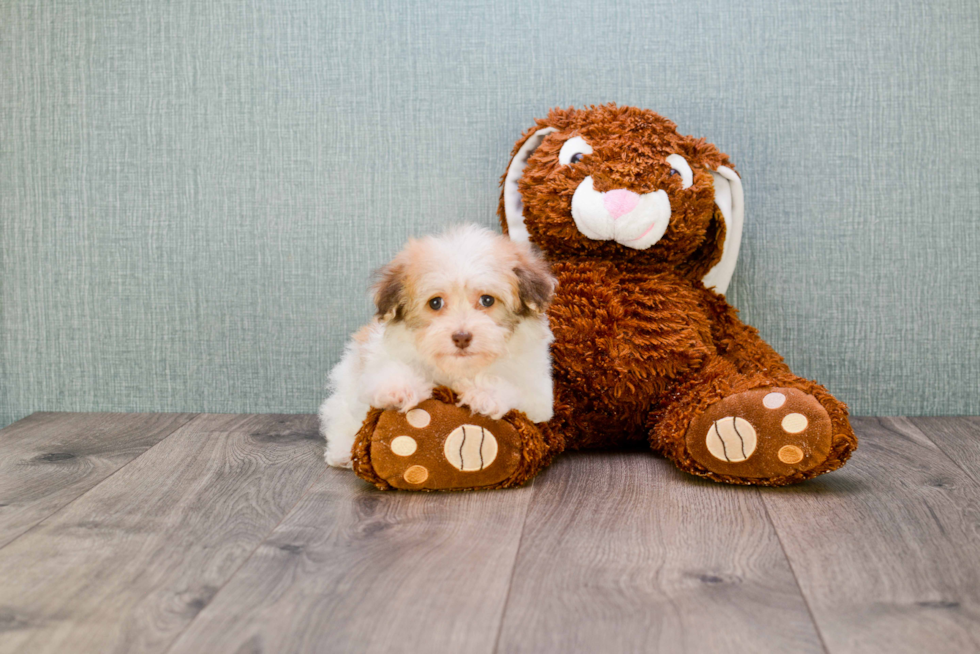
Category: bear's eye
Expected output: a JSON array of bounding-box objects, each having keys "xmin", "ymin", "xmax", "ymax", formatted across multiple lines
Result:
[
  {"xmin": 559, "ymin": 136, "xmax": 593, "ymax": 166},
  {"xmin": 665, "ymin": 154, "xmax": 693, "ymax": 190},
  {"xmin": 428, "ymin": 297, "xmax": 444, "ymax": 310},
  {"xmin": 479, "ymin": 295, "xmax": 495, "ymax": 308}
]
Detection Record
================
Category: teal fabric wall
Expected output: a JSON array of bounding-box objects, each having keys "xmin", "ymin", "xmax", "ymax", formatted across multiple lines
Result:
[{"xmin": 2, "ymin": 0, "xmax": 979, "ymax": 428}]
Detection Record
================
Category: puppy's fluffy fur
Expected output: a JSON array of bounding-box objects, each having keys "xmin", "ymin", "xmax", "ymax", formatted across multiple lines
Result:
[{"xmin": 319, "ymin": 225, "xmax": 557, "ymax": 468}]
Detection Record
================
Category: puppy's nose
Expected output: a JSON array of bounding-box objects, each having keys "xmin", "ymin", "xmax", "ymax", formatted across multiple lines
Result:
[
  {"xmin": 603, "ymin": 189, "xmax": 640, "ymax": 219},
  {"xmin": 452, "ymin": 331, "xmax": 473, "ymax": 349}
]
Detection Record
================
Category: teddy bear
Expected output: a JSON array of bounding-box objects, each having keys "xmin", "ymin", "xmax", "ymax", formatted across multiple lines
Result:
[{"xmin": 351, "ymin": 104, "xmax": 857, "ymax": 490}]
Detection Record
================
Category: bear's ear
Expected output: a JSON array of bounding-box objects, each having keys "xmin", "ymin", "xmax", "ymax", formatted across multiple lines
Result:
[
  {"xmin": 701, "ymin": 166, "xmax": 744, "ymax": 295},
  {"xmin": 499, "ymin": 126, "xmax": 557, "ymax": 243}
]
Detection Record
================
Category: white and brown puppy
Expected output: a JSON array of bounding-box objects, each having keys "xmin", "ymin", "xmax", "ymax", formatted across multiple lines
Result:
[{"xmin": 319, "ymin": 224, "xmax": 557, "ymax": 468}]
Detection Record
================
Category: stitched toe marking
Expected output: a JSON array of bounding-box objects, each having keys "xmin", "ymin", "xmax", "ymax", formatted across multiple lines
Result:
[
  {"xmin": 763, "ymin": 392, "xmax": 786, "ymax": 409},
  {"xmin": 705, "ymin": 417, "xmax": 757, "ymax": 462},
  {"xmin": 444, "ymin": 424, "xmax": 498, "ymax": 471},
  {"xmin": 403, "ymin": 465, "xmax": 428, "ymax": 484},
  {"xmin": 390, "ymin": 435, "xmax": 417, "ymax": 456},
  {"xmin": 405, "ymin": 408, "xmax": 431, "ymax": 428},
  {"xmin": 778, "ymin": 445, "xmax": 804, "ymax": 464},
  {"xmin": 781, "ymin": 413, "xmax": 808, "ymax": 434}
]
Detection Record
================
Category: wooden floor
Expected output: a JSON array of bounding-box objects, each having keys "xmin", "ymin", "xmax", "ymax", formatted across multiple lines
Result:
[{"xmin": 0, "ymin": 414, "xmax": 978, "ymax": 653}]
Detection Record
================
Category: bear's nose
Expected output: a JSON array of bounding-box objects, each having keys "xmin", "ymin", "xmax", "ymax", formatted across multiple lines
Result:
[
  {"xmin": 452, "ymin": 331, "xmax": 472, "ymax": 349},
  {"xmin": 603, "ymin": 189, "xmax": 640, "ymax": 219}
]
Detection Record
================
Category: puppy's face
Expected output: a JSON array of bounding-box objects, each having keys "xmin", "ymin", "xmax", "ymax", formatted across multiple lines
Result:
[{"xmin": 373, "ymin": 226, "xmax": 555, "ymax": 377}]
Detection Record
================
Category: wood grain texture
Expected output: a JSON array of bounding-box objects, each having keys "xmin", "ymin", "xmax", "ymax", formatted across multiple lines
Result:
[
  {"xmin": 762, "ymin": 417, "xmax": 980, "ymax": 653},
  {"xmin": 910, "ymin": 416, "xmax": 980, "ymax": 485},
  {"xmin": 167, "ymin": 469, "xmax": 535, "ymax": 654},
  {"xmin": 4, "ymin": 413, "xmax": 980, "ymax": 654},
  {"xmin": 0, "ymin": 413, "xmax": 324, "ymax": 654},
  {"xmin": 0, "ymin": 412, "xmax": 195, "ymax": 548},
  {"xmin": 495, "ymin": 452, "xmax": 823, "ymax": 653}
]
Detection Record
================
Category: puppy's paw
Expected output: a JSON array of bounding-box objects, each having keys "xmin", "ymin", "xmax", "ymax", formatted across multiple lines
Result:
[
  {"xmin": 370, "ymin": 381, "xmax": 432, "ymax": 413},
  {"xmin": 458, "ymin": 384, "xmax": 515, "ymax": 420},
  {"xmin": 325, "ymin": 448, "xmax": 353, "ymax": 469}
]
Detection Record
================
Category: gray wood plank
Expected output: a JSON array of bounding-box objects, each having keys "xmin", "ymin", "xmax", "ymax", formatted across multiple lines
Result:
[
  {"xmin": 0, "ymin": 413, "xmax": 324, "ymax": 654},
  {"xmin": 0, "ymin": 412, "xmax": 195, "ymax": 548},
  {"xmin": 495, "ymin": 452, "xmax": 824, "ymax": 654},
  {"xmin": 166, "ymin": 469, "xmax": 535, "ymax": 654},
  {"xmin": 910, "ymin": 416, "xmax": 980, "ymax": 486},
  {"xmin": 762, "ymin": 417, "xmax": 980, "ymax": 653}
]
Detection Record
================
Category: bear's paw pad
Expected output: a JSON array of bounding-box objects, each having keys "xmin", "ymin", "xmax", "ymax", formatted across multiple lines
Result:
[
  {"xmin": 367, "ymin": 399, "xmax": 522, "ymax": 490},
  {"xmin": 686, "ymin": 388, "xmax": 833, "ymax": 479}
]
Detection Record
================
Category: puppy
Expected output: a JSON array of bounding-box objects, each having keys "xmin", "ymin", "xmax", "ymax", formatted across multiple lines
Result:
[{"xmin": 319, "ymin": 225, "xmax": 557, "ymax": 468}]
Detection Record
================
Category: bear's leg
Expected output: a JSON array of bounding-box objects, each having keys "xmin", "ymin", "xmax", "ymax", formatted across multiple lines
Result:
[
  {"xmin": 650, "ymin": 358, "xmax": 857, "ymax": 485},
  {"xmin": 350, "ymin": 387, "xmax": 561, "ymax": 491}
]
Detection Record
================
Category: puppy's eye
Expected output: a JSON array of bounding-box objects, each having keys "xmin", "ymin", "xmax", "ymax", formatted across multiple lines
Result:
[
  {"xmin": 559, "ymin": 136, "xmax": 593, "ymax": 166},
  {"xmin": 665, "ymin": 154, "xmax": 693, "ymax": 190},
  {"xmin": 428, "ymin": 297, "xmax": 444, "ymax": 310},
  {"xmin": 479, "ymin": 295, "xmax": 495, "ymax": 308}
]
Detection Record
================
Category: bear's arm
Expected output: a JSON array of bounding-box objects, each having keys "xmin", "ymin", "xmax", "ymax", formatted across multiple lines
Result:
[{"xmin": 696, "ymin": 286, "xmax": 793, "ymax": 377}]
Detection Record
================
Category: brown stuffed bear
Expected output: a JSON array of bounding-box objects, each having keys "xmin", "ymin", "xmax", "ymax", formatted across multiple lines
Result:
[{"xmin": 352, "ymin": 104, "xmax": 856, "ymax": 489}]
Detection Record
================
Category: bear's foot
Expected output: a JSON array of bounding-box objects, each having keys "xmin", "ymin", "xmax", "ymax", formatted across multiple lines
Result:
[
  {"xmin": 351, "ymin": 388, "xmax": 555, "ymax": 491},
  {"xmin": 685, "ymin": 387, "xmax": 834, "ymax": 481}
]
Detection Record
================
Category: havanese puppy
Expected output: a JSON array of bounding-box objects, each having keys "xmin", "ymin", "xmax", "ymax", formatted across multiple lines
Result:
[{"xmin": 319, "ymin": 224, "xmax": 557, "ymax": 468}]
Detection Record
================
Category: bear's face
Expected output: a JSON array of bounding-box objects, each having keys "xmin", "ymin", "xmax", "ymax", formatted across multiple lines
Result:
[{"xmin": 501, "ymin": 105, "xmax": 739, "ymax": 280}]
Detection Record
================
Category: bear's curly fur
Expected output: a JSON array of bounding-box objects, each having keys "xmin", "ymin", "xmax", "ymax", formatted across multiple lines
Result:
[{"xmin": 496, "ymin": 104, "xmax": 857, "ymax": 485}]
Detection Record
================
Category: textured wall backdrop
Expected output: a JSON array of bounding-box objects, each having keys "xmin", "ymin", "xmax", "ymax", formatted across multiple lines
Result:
[{"xmin": 2, "ymin": 0, "xmax": 979, "ymax": 428}]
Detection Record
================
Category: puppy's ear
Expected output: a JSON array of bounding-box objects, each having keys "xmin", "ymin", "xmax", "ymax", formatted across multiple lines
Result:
[
  {"xmin": 372, "ymin": 262, "xmax": 406, "ymax": 322},
  {"xmin": 513, "ymin": 244, "xmax": 557, "ymax": 315}
]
